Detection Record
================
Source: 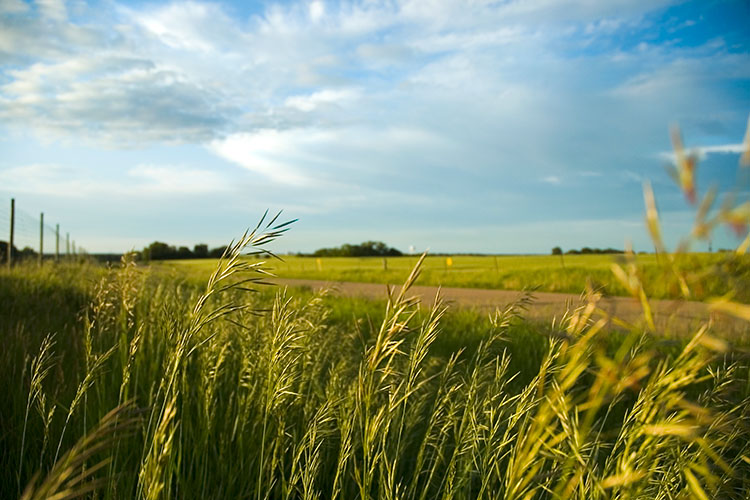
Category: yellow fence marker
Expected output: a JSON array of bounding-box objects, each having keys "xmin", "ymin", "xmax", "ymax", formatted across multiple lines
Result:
[{"xmin": 316, "ymin": 258, "xmax": 323, "ymax": 271}]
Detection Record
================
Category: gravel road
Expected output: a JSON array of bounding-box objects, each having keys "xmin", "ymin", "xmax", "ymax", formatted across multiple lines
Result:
[{"xmin": 273, "ymin": 278, "xmax": 748, "ymax": 336}]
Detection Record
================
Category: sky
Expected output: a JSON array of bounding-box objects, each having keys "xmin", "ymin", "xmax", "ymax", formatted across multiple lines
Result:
[{"xmin": 0, "ymin": 0, "xmax": 748, "ymax": 254}]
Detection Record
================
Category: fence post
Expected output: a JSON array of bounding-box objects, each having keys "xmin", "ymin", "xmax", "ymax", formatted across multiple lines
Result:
[
  {"xmin": 66, "ymin": 233, "xmax": 70, "ymax": 257},
  {"xmin": 39, "ymin": 212, "xmax": 44, "ymax": 266},
  {"xmin": 8, "ymin": 198, "xmax": 14, "ymax": 269},
  {"xmin": 56, "ymin": 224, "xmax": 60, "ymax": 262}
]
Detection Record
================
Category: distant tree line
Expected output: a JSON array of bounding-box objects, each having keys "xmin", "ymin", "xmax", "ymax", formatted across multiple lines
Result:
[
  {"xmin": 0, "ymin": 242, "xmax": 41, "ymax": 263},
  {"xmin": 138, "ymin": 242, "xmax": 228, "ymax": 261},
  {"xmin": 310, "ymin": 241, "xmax": 402, "ymax": 257},
  {"xmin": 552, "ymin": 246, "xmax": 623, "ymax": 255}
]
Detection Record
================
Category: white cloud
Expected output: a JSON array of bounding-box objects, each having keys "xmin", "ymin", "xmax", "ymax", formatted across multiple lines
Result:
[
  {"xmin": 309, "ymin": 0, "xmax": 325, "ymax": 23},
  {"xmin": 0, "ymin": 162, "xmax": 229, "ymax": 197},
  {"xmin": 129, "ymin": 1, "xmax": 241, "ymax": 53},
  {"xmin": 658, "ymin": 143, "xmax": 746, "ymax": 162},
  {"xmin": 209, "ymin": 124, "xmax": 446, "ymax": 187},
  {"xmin": 610, "ymin": 65, "xmax": 690, "ymax": 98},
  {"xmin": 623, "ymin": 170, "xmax": 644, "ymax": 183},
  {"xmin": 410, "ymin": 27, "xmax": 527, "ymax": 53},
  {"xmin": 0, "ymin": 0, "xmax": 29, "ymax": 14},
  {"xmin": 1, "ymin": 0, "xmax": 739, "ymax": 155},
  {"xmin": 541, "ymin": 175, "xmax": 562, "ymax": 184},
  {"xmin": 128, "ymin": 164, "xmax": 229, "ymax": 193},
  {"xmin": 209, "ymin": 129, "xmax": 321, "ymax": 185},
  {"xmin": 494, "ymin": 0, "xmax": 678, "ymax": 23},
  {"xmin": 584, "ymin": 18, "xmax": 624, "ymax": 35},
  {"xmin": 0, "ymin": 54, "xmax": 234, "ymax": 145},
  {"xmin": 610, "ymin": 52, "xmax": 750, "ymax": 98},
  {"xmin": 284, "ymin": 88, "xmax": 360, "ymax": 112},
  {"xmin": 36, "ymin": 0, "xmax": 67, "ymax": 21},
  {"xmin": 355, "ymin": 42, "xmax": 415, "ymax": 67},
  {"xmin": 696, "ymin": 144, "xmax": 746, "ymax": 156},
  {"xmin": 0, "ymin": 163, "xmax": 117, "ymax": 196}
]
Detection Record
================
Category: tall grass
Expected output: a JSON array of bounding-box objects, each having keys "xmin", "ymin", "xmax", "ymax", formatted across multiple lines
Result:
[
  {"xmin": 3, "ymin": 243, "xmax": 749, "ymax": 497},
  {"xmin": 2, "ymin": 127, "xmax": 750, "ymax": 498}
]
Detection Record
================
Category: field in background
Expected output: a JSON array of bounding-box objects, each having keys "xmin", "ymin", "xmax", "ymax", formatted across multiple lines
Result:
[{"xmin": 160, "ymin": 252, "xmax": 749, "ymax": 301}]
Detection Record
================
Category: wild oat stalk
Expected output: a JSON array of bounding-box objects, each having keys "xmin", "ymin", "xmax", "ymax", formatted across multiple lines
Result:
[
  {"xmin": 138, "ymin": 212, "xmax": 295, "ymax": 500},
  {"xmin": 382, "ymin": 291, "xmax": 447, "ymax": 497},
  {"xmin": 21, "ymin": 402, "xmax": 139, "ymax": 500},
  {"xmin": 52, "ymin": 344, "xmax": 116, "ymax": 465},
  {"xmin": 255, "ymin": 290, "xmax": 306, "ymax": 500},
  {"xmin": 18, "ymin": 333, "xmax": 56, "ymax": 497},
  {"xmin": 353, "ymin": 253, "xmax": 426, "ymax": 500}
]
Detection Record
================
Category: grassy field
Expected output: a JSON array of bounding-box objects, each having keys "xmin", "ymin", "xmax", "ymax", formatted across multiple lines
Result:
[
  {"xmin": 162, "ymin": 252, "xmax": 750, "ymax": 302},
  {"xmin": 3, "ymin": 222, "xmax": 750, "ymax": 499}
]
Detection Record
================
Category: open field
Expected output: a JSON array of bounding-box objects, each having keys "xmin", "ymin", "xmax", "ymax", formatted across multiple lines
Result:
[
  {"xmin": 161, "ymin": 252, "xmax": 750, "ymax": 302},
  {"xmin": 3, "ymin": 229, "xmax": 750, "ymax": 498}
]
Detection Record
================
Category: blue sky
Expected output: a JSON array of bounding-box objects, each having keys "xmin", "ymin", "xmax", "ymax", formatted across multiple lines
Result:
[{"xmin": 0, "ymin": 0, "xmax": 748, "ymax": 254}]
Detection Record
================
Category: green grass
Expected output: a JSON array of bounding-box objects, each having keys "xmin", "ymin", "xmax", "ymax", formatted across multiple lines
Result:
[
  {"xmin": 161, "ymin": 252, "xmax": 750, "ymax": 301},
  {"xmin": 2, "ymin": 223, "xmax": 749, "ymax": 499}
]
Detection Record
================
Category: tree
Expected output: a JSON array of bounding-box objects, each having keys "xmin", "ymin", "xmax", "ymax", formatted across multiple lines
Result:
[
  {"xmin": 19, "ymin": 247, "xmax": 37, "ymax": 259},
  {"xmin": 144, "ymin": 241, "xmax": 175, "ymax": 260},
  {"xmin": 551, "ymin": 246, "xmax": 562, "ymax": 255},
  {"xmin": 194, "ymin": 244, "xmax": 208, "ymax": 258},
  {"xmin": 176, "ymin": 246, "xmax": 193, "ymax": 259},
  {"xmin": 312, "ymin": 241, "xmax": 403, "ymax": 257},
  {"xmin": 209, "ymin": 246, "xmax": 228, "ymax": 258},
  {"xmin": 0, "ymin": 241, "xmax": 17, "ymax": 263}
]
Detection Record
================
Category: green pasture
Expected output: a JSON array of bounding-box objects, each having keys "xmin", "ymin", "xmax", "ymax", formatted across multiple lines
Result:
[
  {"xmin": 161, "ymin": 252, "xmax": 750, "ymax": 301},
  {"xmin": 3, "ymin": 235, "xmax": 750, "ymax": 499}
]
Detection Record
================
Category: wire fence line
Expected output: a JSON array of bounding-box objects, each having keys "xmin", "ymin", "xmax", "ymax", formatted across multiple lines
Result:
[{"xmin": 1, "ymin": 196, "xmax": 84, "ymax": 267}]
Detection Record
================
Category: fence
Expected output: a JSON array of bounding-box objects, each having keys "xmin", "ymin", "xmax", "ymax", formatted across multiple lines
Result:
[{"xmin": 0, "ymin": 197, "xmax": 83, "ymax": 268}]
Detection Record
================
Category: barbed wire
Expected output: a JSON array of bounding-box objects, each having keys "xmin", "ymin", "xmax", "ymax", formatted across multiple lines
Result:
[
  {"xmin": 1, "ymin": 196, "xmax": 83, "ymax": 260},
  {"xmin": 0, "ymin": 202, "xmax": 8, "ymax": 235}
]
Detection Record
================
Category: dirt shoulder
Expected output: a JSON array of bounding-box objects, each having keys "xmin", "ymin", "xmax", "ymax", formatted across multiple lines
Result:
[{"xmin": 273, "ymin": 278, "xmax": 748, "ymax": 337}]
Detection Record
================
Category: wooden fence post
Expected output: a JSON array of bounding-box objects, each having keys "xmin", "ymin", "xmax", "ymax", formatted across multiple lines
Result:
[
  {"xmin": 8, "ymin": 198, "xmax": 14, "ymax": 269},
  {"xmin": 39, "ymin": 212, "xmax": 44, "ymax": 266}
]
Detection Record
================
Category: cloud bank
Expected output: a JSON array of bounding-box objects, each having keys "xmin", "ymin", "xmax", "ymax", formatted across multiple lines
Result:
[{"xmin": 0, "ymin": 0, "xmax": 748, "ymax": 251}]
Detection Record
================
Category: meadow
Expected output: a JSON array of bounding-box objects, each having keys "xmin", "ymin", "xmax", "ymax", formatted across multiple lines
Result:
[
  {"xmin": 3, "ymin": 134, "xmax": 750, "ymax": 499},
  {"xmin": 2, "ymin": 217, "xmax": 750, "ymax": 499},
  {"xmin": 164, "ymin": 251, "xmax": 750, "ymax": 302}
]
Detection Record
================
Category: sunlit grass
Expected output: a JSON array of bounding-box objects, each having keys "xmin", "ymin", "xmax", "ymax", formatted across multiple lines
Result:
[{"xmin": 2, "ymin": 238, "xmax": 749, "ymax": 498}]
